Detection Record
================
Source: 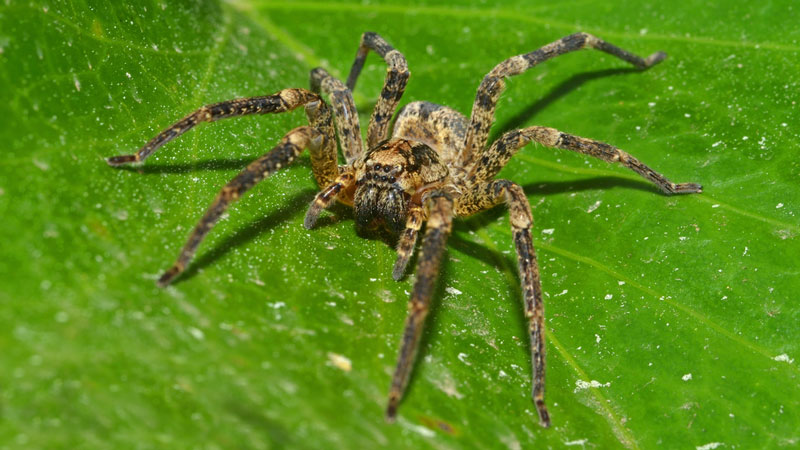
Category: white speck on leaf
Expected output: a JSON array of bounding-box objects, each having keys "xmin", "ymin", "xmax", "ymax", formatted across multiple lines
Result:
[
  {"xmin": 432, "ymin": 374, "xmax": 464, "ymax": 399},
  {"xmin": 587, "ymin": 200, "xmax": 602, "ymax": 213},
  {"xmin": 574, "ymin": 379, "xmax": 610, "ymax": 392},
  {"xmin": 682, "ymin": 373, "xmax": 693, "ymax": 381},
  {"xmin": 188, "ymin": 327, "xmax": 204, "ymax": 340},
  {"xmin": 402, "ymin": 420, "xmax": 435, "ymax": 437},
  {"xmin": 776, "ymin": 203, "xmax": 784, "ymax": 209},
  {"xmin": 604, "ymin": 294, "xmax": 613, "ymax": 300},
  {"xmin": 33, "ymin": 158, "xmax": 49, "ymax": 171},
  {"xmin": 773, "ymin": 354, "xmax": 794, "ymax": 364},
  {"xmin": 457, "ymin": 353, "xmax": 471, "ymax": 365},
  {"xmin": 446, "ymin": 287, "xmax": 462, "ymax": 296},
  {"xmin": 541, "ymin": 228, "xmax": 555, "ymax": 235},
  {"xmin": 327, "ymin": 353, "xmax": 352, "ymax": 372},
  {"xmin": 696, "ymin": 443, "xmax": 724, "ymax": 450}
]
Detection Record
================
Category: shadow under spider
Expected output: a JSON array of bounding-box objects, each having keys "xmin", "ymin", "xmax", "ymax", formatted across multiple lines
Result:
[
  {"xmin": 493, "ymin": 67, "xmax": 642, "ymax": 138},
  {"xmin": 114, "ymin": 157, "xmax": 256, "ymax": 174},
  {"xmin": 175, "ymin": 188, "xmax": 317, "ymax": 284},
  {"xmin": 115, "ymin": 157, "xmax": 313, "ymax": 175}
]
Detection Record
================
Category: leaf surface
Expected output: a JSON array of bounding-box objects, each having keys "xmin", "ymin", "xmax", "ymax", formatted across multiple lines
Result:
[{"xmin": 1, "ymin": 0, "xmax": 798, "ymax": 448}]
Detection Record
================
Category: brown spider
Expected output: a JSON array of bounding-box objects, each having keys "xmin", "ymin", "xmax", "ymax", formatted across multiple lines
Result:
[{"xmin": 107, "ymin": 32, "xmax": 702, "ymax": 427}]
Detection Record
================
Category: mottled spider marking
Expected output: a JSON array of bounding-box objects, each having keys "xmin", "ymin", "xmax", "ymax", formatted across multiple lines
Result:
[
  {"xmin": 304, "ymin": 168, "xmax": 356, "ymax": 230},
  {"xmin": 394, "ymin": 101, "xmax": 468, "ymax": 166},
  {"xmin": 392, "ymin": 202, "xmax": 423, "ymax": 280}
]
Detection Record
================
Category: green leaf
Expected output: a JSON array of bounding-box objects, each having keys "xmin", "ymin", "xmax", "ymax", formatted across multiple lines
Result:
[{"xmin": 2, "ymin": 0, "xmax": 798, "ymax": 448}]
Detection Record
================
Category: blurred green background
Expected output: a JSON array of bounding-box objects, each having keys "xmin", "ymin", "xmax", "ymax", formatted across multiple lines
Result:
[{"xmin": 1, "ymin": 0, "xmax": 798, "ymax": 448}]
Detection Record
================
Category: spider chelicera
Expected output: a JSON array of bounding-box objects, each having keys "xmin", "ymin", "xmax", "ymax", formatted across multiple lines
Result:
[{"xmin": 108, "ymin": 32, "xmax": 702, "ymax": 427}]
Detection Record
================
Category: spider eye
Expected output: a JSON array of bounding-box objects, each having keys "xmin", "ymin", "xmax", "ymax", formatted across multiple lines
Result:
[
  {"xmin": 383, "ymin": 165, "xmax": 391, "ymax": 173},
  {"xmin": 374, "ymin": 163, "xmax": 382, "ymax": 171}
]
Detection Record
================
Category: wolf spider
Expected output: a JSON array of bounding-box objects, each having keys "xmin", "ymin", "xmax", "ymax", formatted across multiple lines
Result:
[{"xmin": 108, "ymin": 32, "xmax": 701, "ymax": 427}]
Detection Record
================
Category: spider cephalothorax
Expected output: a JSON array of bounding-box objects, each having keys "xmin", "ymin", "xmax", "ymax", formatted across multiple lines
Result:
[
  {"xmin": 108, "ymin": 31, "xmax": 701, "ymax": 427},
  {"xmin": 353, "ymin": 139, "xmax": 449, "ymax": 234}
]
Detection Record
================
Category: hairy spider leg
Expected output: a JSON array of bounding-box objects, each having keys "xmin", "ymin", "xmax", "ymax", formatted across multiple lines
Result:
[
  {"xmin": 392, "ymin": 202, "xmax": 423, "ymax": 281},
  {"xmin": 469, "ymin": 126, "xmax": 702, "ymax": 194},
  {"xmin": 310, "ymin": 68, "xmax": 363, "ymax": 162},
  {"xmin": 107, "ymin": 89, "xmax": 338, "ymax": 187},
  {"xmin": 156, "ymin": 127, "xmax": 329, "ymax": 287},
  {"xmin": 303, "ymin": 168, "xmax": 356, "ymax": 229},
  {"xmin": 346, "ymin": 32, "xmax": 410, "ymax": 149},
  {"xmin": 455, "ymin": 179, "xmax": 550, "ymax": 426},
  {"xmin": 461, "ymin": 32, "xmax": 667, "ymax": 167},
  {"xmin": 386, "ymin": 193, "xmax": 454, "ymax": 422}
]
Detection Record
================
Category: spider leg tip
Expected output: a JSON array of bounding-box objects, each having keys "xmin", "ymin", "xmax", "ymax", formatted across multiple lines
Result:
[
  {"xmin": 157, "ymin": 266, "xmax": 181, "ymax": 287},
  {"xmin": 303, "ymin": 214, "xmax": 317, "ymax": 230},
  {"xmin": 106, "ymin": 154, "xmax": 138, "ymax": 166},
  {"xmin": 537, "ymin": 407, "xmax": 551, "ymax": 428},
  {"xmin": 680, "ymin": 182, "xmax": 703, "ymax": 194},
  {"xmin": 644, "ymin": 51, "xmax": 667, "ymax": 68},
  {"xmin": 385, "ymin": 404, "xmax": 398, "ymax": 423},
  {"xmin": 391, "ymin": 264, "xmax": 406, "ymax": 281}
]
